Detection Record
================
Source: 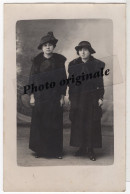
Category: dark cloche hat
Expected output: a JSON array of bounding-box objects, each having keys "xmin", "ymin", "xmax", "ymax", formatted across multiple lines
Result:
[
  {"xmin": 38, "ymin": 31, "xmax": 58, "ymax": 50},
  {"xmin": 75, "ymin": 41, "xmax": 96, "ymax": 54}
]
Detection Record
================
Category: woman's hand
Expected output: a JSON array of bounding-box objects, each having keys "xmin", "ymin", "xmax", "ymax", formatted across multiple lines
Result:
[
  {"xmin": 68, "ymin": 99, "xmax": 71, "ymax": 106},
  {"xmin": 30, "ymin": 94, "xmax": 35, "ymax": 106},
  {"xmin": 60, "ymin": 95, "xmax": 65, "ymax": 106},
  {"xmin": 98, "ymin": 99, "xmax": 103, "ymax": 106}
]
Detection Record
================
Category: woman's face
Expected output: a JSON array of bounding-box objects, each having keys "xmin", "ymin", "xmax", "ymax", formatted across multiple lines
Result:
[
  {"xmin": 42, "ymin": 42, "xmax": 54, "ymax": 54},
  {"xmin": 78, "ymin": 47, "xmax": 90, "ymax": 59}
]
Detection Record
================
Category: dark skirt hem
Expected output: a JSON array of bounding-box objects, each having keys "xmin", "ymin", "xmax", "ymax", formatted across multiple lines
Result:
[
  {"xmin": 29, "ymin": 146, "xmax": 63, "ymax": 157},
  {"xmin": 70, "ymin": 142, "xmax": 102, "ymax": 148}
]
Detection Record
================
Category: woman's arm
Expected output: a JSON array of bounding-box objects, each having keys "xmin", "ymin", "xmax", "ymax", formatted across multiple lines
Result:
[{"xmin": 29, "ymin": 58, "xmax": 35, "ymax": 106}]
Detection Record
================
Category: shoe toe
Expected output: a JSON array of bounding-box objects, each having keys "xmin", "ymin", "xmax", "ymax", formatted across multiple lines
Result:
[
  {"xmin": 91, "ymin": 157, "xmax": 96, "ymax": 161},
  {"xmin": 57, "ymin": 156, "xmax": 62, "ymax": 159},
  {"xmin": 88, "ymin": 152, "xmax": 96, "ymax": 161}
]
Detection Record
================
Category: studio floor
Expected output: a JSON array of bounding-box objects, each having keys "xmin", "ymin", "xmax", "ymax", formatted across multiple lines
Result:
[{"xmin": 17, "ymin": 125, "xmax": 114, "ymax": 166}]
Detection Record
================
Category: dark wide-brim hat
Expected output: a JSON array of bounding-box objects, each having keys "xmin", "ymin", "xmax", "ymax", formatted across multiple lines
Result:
[
  {"xmin": 75, "ymin": 41, "xmax": 96, "ymax": 54},
  {"xmin": 38, "ymin": 31, "xmax": 58, "ymax": 50}
]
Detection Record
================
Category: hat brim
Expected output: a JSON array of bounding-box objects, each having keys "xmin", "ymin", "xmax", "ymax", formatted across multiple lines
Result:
[
  {"xmin": 75, "ymin": 45, "xmax": 96, "ymax": 54},
  {"xmin": 38, "ymin": 39, "xmax": 58, "ymax": 50}
]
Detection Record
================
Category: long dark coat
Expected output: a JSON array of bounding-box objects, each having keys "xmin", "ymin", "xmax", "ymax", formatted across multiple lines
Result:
[
  {"xmin": 68, "ymin": 56, "xmax": 105, "ymax": 148},
  {"xmin": 28, "ymin": 52, "xmax": 67, "ymax": 156}
]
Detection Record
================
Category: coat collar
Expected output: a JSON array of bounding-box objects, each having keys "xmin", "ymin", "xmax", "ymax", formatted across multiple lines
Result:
[
  {"xmin": 33, "ymin": 52, "xmax": 66, "ymax": 65},
  {"xmin": 78, "ymin": 55, "xmax": 95, "ymax": 64}
]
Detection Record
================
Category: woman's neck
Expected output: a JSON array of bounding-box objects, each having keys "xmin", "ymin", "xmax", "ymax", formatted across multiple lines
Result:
[
  {"xmin": 43, "ymin": 53, "xmax": 53, "ymax": 59},
  {"xmin": 81, "ymin": 57, "xmax": 89, "ymax": 63}
]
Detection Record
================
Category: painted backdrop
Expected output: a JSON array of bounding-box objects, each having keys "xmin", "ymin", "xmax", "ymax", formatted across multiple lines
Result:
[{"xmin": 16, "ymin": 19, "xmax": 113, "ymax": 127}]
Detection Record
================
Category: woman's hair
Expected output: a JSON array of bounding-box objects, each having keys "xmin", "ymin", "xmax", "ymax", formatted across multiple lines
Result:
[
  {"xmin": 76, "ymin": 47, "xmax": 90, "ymax": 55},
  {"xmin": 42, "ymin": 41, "xmax": 56, "ymax": 48},
  {"xmin": 76, "ymin": 50, "xmax": 80, "ymax": 55}
]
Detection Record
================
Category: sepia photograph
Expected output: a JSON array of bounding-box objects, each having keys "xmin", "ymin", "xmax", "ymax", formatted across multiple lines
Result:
[{"xmin": 17, "ymin": 19, "xmax": 114, "ymax": 166}]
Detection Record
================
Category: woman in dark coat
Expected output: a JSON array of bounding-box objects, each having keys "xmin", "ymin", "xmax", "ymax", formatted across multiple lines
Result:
[
  {"xmin": 28, "ymin": 32, "xmax": 67, "ymax": 159},
  {"xmin": 68, "ymin": 41, "xmax": 105, "ymax": 161}
]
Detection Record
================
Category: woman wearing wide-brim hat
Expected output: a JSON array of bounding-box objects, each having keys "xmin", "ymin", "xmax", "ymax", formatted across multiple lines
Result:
[
  {"xmin": 68, "ymin": 41, "xmax": 105, "ymax": 161},
  {"xmin": 28, "ymin": 32, "xmax": 67, "ymax": 159}
]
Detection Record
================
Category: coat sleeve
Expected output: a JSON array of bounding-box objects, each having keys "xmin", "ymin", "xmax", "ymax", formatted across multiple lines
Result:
[
  {"xmin": 96, "ymin": 62, "xmax": 105, "ymax": 99},
  {"xmin": 28, "ymin": 58, "xmax": 35, "ymax": 95},
  {"xmin": 68, "ymin": 62, "xmax": 74, "ymax": 100},
  {"xmin": 59, "ymin": 60, "xmax": 67, "ymax": 96}
]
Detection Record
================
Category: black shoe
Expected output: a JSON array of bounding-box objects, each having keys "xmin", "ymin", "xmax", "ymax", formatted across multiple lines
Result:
[
  {"xmin": 75, "ymin": 148, "xmax": 87, "ymax": 156},
  {"xmin": 35, "ymin": 153, "xmax": 40, "ymax": 158},
  {"xmin": 89, "ymin": 153, "xmax": 96, "ymax": 161},
  {"xmin": 88, "ymin": 149, "xmax": 96, "ymax": 161},
  {"xmin": 56, "ymin": 156, "xmax": 62, "ymax": 159}
]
